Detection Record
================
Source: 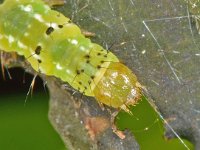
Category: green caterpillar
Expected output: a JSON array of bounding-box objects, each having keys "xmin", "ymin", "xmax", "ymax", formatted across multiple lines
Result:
[{"xmin": 0, "ymin": 0, "xmax": 141, "ymax": 112}]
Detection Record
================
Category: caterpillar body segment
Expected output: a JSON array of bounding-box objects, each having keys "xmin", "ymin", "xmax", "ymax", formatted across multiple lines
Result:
[{"xmin": 0, "ymin": 0, "xmax": 141, "ymax": 112}]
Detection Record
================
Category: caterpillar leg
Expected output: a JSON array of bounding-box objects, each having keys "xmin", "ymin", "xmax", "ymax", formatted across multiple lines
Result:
[{"xmin": 43, "ymin": 0, "xmax": 65, "ymax": 7}]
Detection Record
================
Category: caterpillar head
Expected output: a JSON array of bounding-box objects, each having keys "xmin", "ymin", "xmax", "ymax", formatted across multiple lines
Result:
[{"xmin": 93, "ymin": 62, "xmax": 141, "ymax": 112}]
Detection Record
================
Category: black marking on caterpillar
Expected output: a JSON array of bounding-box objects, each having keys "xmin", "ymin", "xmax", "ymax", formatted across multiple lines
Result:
[
  {"xmin": 46, "ymin": 26, "xmax": 54, "ymax": 35},
  {"xmin": 35, "ymin": 45, "xmax": 42, "ymax": 55}
]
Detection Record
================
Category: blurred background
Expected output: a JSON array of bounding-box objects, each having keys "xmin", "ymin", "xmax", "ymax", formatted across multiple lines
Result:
[{"xmin": 0, "ymin": 68, "xmax": 66, "ymax": 150}]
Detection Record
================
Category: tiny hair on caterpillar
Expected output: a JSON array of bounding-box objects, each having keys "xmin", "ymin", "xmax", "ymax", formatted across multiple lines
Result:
[{"xmin": 0, "ymin": 0, "xmax": 142, "ymax": 114}]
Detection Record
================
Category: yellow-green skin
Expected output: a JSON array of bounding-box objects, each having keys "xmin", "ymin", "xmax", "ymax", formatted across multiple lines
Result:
[{"xmin": 0, "ymin": 0, "xmax": 140, "ymax": 111}]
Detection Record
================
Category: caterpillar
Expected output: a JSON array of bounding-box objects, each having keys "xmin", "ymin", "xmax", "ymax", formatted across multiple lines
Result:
[{"xmin": 0, "ymin": 0, "xmax": 141, "ymax": 113}]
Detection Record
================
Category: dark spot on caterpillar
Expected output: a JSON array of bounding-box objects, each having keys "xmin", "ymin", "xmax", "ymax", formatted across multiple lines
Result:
[
  {"xmin": 58, "ymin": 24, "xmax": 63, "ymax": 28},
  {"xmin": 100, "ymin": 60, "xmax": 104, "ymax": 64},
  {"xmin": 97, "ymin": 52, "xmax": 101, "ymax": 56},
  {"xmin": 86, "ymin": 60, "xmax": 90, "ymax": 64},
  {"xmin": 104, "ymin": 54, "xmax": 108, "ymax": 58},
  {"xmin": 97, "ymin": 65, "xmax": 101, "ymax": 69},
  {"xmin": 35, "ymin": 46, "xmax": 42, "ymax": 55},
  {"xmin": 76, "ymin": 70, "xmax": 81, "ymax": 75},
  {"xmin": 85, "ymin": 54, "xmax": 90, "ymax": 59},
  {"xmin": 91, "ymin": 75, "xmax": 95, "ymax": 79},
  {"xmin": 88, "ymin": 80, "xmax": 91, "ymax": 85},
  {"xmin": 78, "ymin": 81, "xmax": 82, "ymax": 85},
  {"xmin": 38, "ymin": 59, "xmax": 42, "ymax": 63},
  {"xmin": 46, "ymin": 26, "xmax": 54, "ymax": 35},
  {"xmin": 81, "ymin": 69, "xmax": 84, "ymax": 73},
  {"xmin": 84, "ymin": 86, "xmax": 87, "ymax": 89}
]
